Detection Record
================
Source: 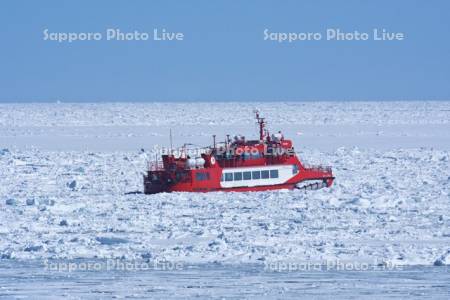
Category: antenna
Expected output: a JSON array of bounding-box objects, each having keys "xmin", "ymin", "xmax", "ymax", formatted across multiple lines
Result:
[
  {"xmin": 213, "ymin": 134, "xmax": 216, "ymax": 151},
  {"xmin": 169, "ymin": 129, "xmax": 173, "ymax": 155}
]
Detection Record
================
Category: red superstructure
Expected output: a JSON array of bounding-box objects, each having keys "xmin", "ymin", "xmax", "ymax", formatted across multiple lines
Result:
[{"xmin": 144, "ymin": 111, "xmax": 334, "ymax": 194}]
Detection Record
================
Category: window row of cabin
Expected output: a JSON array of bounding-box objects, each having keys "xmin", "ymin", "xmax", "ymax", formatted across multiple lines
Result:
[
  {"xmin": 195, "ymin": 165, "xmax": 299, "ymax": 182},
  {"xmin": 221, "ymin": 169, "xmax": 279, "ymax": 182}
]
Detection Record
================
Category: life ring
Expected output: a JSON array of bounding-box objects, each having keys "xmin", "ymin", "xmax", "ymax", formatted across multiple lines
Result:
[{"xmin": 210, "ymin": 157, "xmax": 216, "ymax": 165}]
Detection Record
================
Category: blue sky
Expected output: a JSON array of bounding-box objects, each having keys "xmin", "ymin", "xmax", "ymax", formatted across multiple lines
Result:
[{"xmin": 0, "ymin": 0, "xmax": 449, "ymax": 102}]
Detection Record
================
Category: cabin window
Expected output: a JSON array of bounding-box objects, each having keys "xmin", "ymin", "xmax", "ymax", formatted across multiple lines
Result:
[
  {"xmin": 243, "ymin": 171, "xmax": 252, "ymax": 180},
  {"xmin": 252, "ymin": 171, "xmax": 260, "ymax": 179},
  {"xmin": 293, "ymin": 165, "xmax": 299, "ymax": 174},
  {"xmin": 221, "ymin": 174, "xmax": 224, "ymax": 182},
  {"xmin": 196, "ymin": 172, "xmax": 210, "ymax": 181},
  {"xmin": 270, "ymin": 169, "xmax": 279, "ymax": 178},
  {"xmin": 225, "ymin": 173, "xmax": 233, "ymax": 181},
  {"xmin": 234, "ymin": 172, "xmax": 242, "ymax": 181},
  {"xmin": 261, "ymin": 170, "xmax": 270, "ymax": 179}
]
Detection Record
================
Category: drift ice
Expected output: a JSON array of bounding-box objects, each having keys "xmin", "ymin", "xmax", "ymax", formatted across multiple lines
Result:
[{"xmin": 144, "ymin": 111, "xmax": 334, "ymax": 194}]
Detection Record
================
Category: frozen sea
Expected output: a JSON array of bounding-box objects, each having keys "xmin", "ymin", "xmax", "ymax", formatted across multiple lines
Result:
[{"xmin": 0, "ymin": 101, "xmax": 449, "ymax": 298}]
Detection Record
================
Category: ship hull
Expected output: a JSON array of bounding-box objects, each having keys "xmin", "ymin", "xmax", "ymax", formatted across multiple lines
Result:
[{"xmin": 144, "ymin": 171, "xmax": 334, "ymax": 194}]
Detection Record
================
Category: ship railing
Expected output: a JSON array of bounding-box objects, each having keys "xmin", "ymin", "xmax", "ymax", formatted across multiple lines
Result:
[
  {"xmin": 302, "ymin": 164, "xmax": 332, "ymax": 173},
  {"xmin": 148, "ymin": 161, "xmax": 165, "ymax": 171}
]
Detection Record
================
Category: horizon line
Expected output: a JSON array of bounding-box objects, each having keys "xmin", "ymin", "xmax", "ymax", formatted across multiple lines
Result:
[{"xmin": 1, "ymin": 99, "xmax": 450, "ymax": 104}]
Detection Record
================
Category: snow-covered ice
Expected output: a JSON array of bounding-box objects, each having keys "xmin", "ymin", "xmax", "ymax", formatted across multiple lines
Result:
[
  {"xmin": 1, "ymin": 101, "xmax": 450, "ymax": 151},
  {"xmin": 1, "ymin": 101, "xmax": 449, "ymax": 268},
  {"xmin": 1, "ymin": 101, "xmax": 450, "ymax": 298},
  {"xmin": 1, "ymin": 146, "xmax": 449, "ymax": 267}
]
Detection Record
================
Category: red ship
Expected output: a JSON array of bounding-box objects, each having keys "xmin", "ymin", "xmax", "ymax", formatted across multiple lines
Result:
[{"xmin": 144, "ymin": 111, "xmax": 334, "ymax": 194}]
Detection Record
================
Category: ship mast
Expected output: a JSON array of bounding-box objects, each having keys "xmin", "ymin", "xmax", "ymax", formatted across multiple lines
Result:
[{"xmin": 254, "ymin": 110, "xmax": 265, "ymax": 141}]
